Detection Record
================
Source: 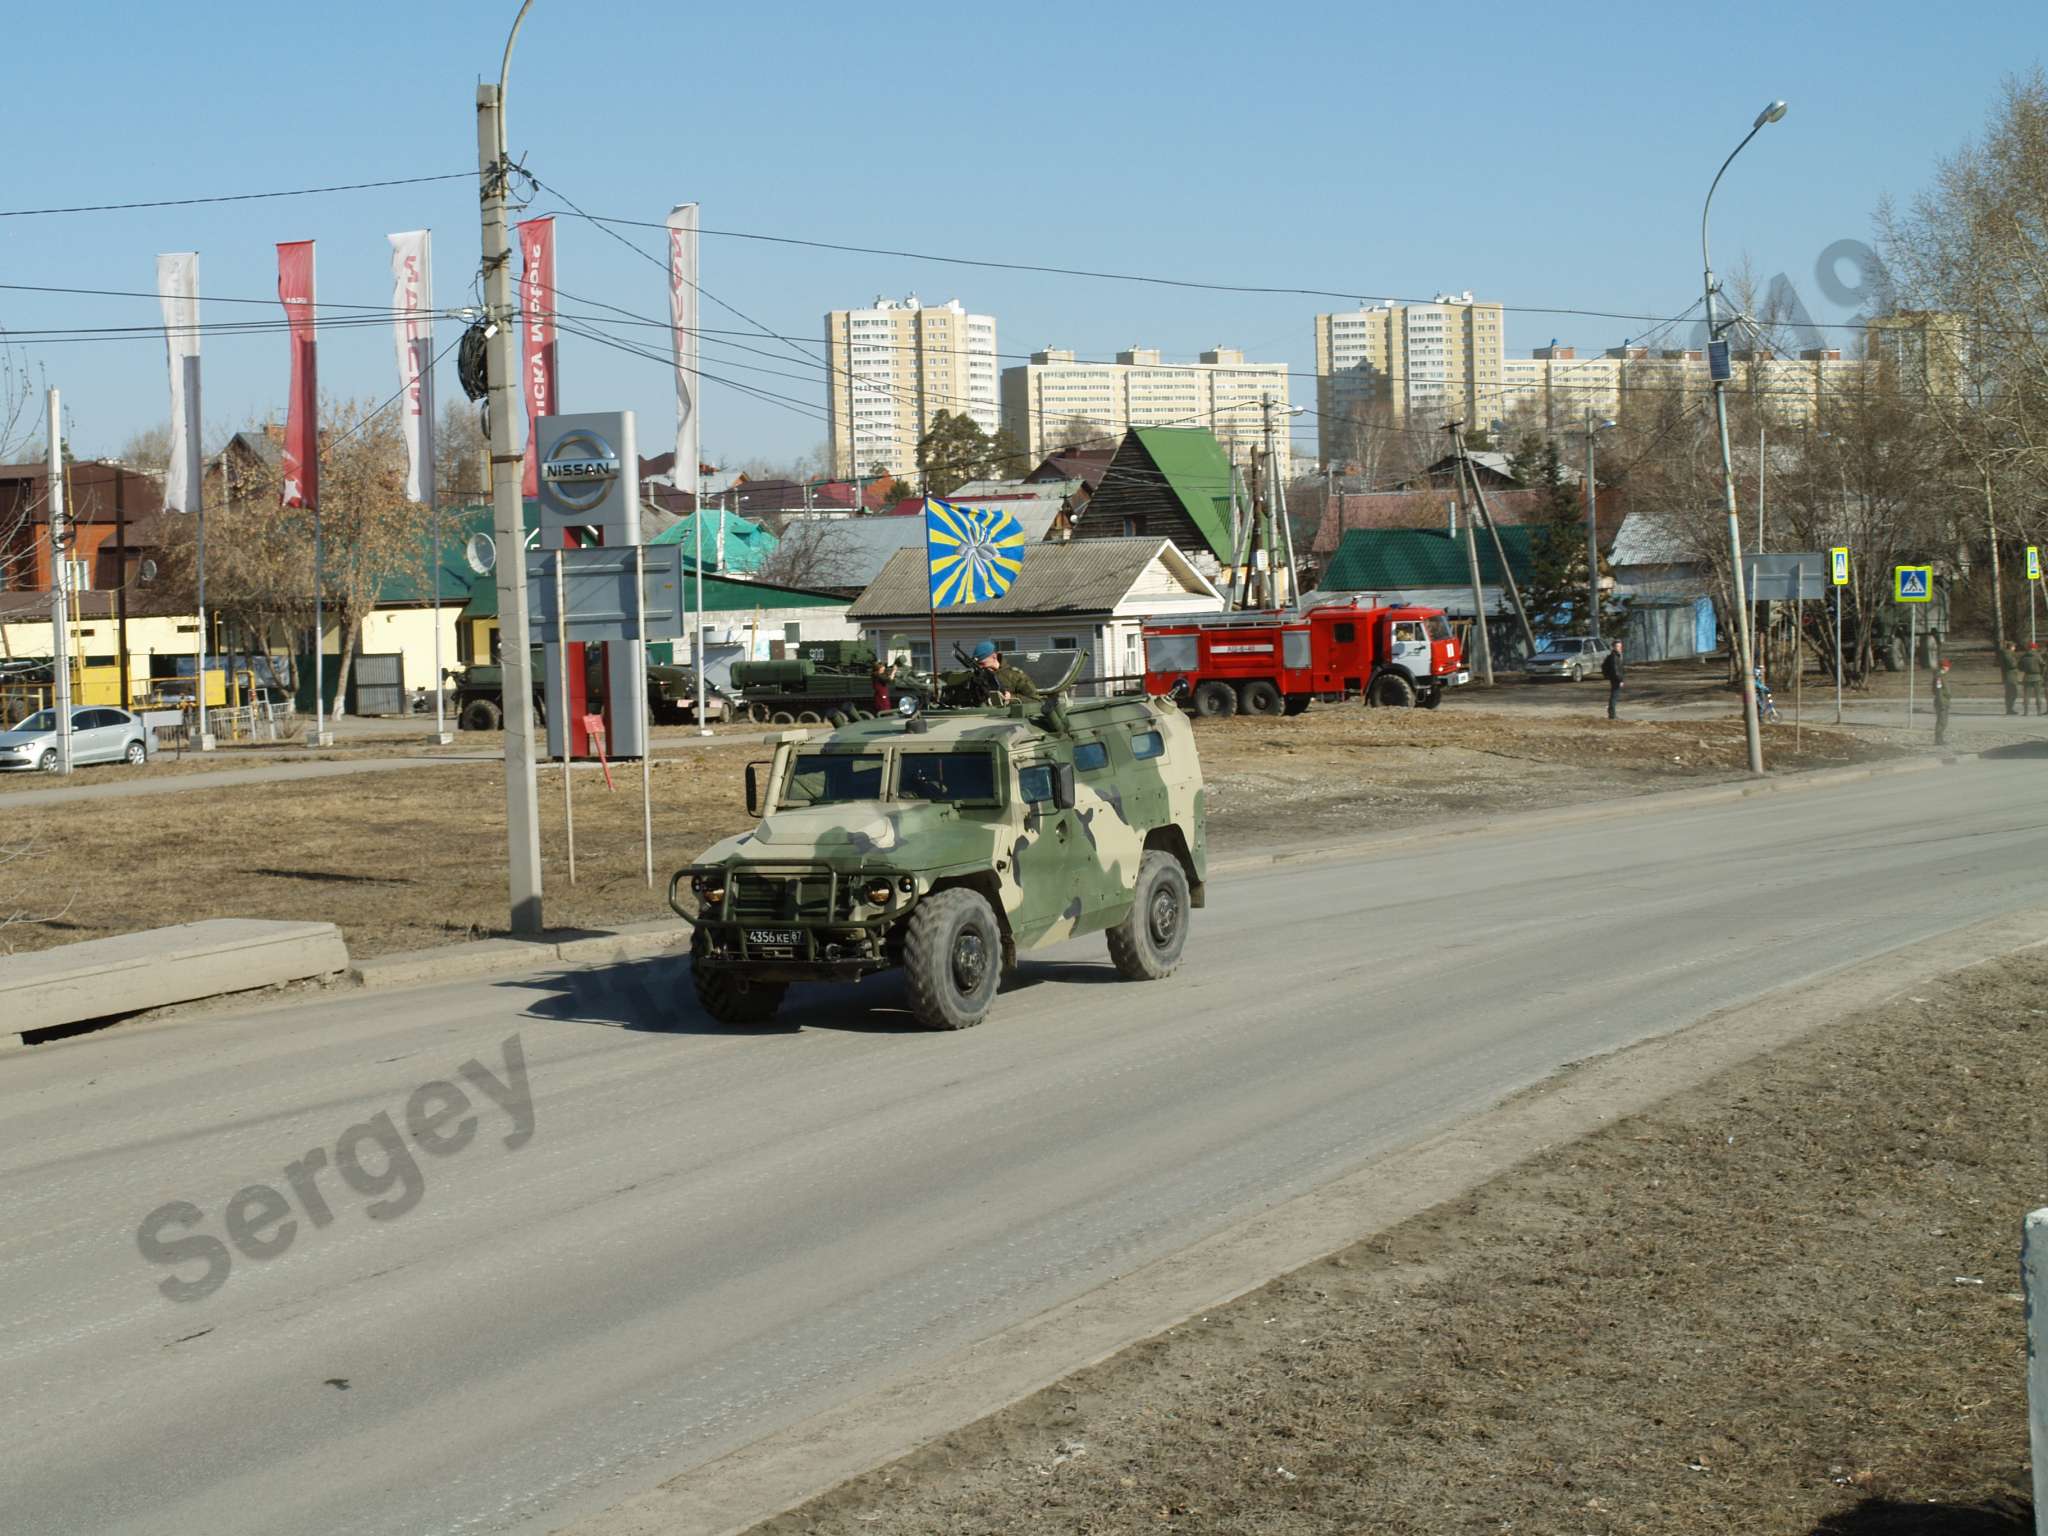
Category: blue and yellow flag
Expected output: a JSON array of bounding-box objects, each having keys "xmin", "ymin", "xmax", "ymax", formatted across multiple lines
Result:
[{"xmin": 925, "ymin": 496, "xmax": 1027, "ymax": 607}]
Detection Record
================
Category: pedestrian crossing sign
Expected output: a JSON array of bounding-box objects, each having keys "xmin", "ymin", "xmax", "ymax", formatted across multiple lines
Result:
[
  {"xmin": 1894, "ymin": 564, "xmax": 1932, "ymax": 603},
  {"xmin": 1830, "ymin": 547, "xmax": 1849, "ymax": 586},
  {"xmin": 2029, "ymin": 545, "xmax": 2041, "ymax": 581}
]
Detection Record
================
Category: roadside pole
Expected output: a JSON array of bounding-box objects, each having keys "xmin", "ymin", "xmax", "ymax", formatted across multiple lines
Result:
[
  {"xmin": 476, "ymin": 11, "xmax": 545, "ymax": 934},
  {"xmin": 1451, "ymin": 435, "xmax": 1493, "ymax": 685},
  {"xmin": 1834, "ymin": 588, "xmax": 1844, "ymax": 725},
  {"xmin": 636, "ymin": 544, "xmax": 653, "ymax": 888},
  {"xmin": 2024, "ymin": 1208, "xmax": 2046, "ymax": 1531},
  {"xmin": 555, "ymin": 551, "xmax": 575, "ymax": 885},
  {"xmin": 46, "ymin": 389, "xmax": 73, "ymax": 775},
  {"xmin": 1794, "ymin": 562, "xmax": 1804, "ymax": 752},
  {"xmin": 1906, "ymin": 606, "xmax": 1916, "ymax": 725},
  {"xmin": 694, "ymin": 505, "xmax": 710, "ymax": 736}
]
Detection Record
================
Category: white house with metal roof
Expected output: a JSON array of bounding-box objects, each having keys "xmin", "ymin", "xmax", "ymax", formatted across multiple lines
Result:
[{"xmin": 849, "ymin": 538, "xmax": 1223, "ymax": 689}]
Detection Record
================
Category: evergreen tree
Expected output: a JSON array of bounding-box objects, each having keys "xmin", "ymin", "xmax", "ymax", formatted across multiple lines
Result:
[{"xmin": 1508, "ymin": 434, "xmax": 1623, "ymax": 637}]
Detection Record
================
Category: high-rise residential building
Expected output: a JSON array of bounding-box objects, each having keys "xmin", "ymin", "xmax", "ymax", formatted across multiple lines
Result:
[
  {"xmin": 1494, "ymin": 346, "xmax": 1625, "ymax": 434},
  {"xmin": 1600, "ymin": 344, "xmax": 1868, "ymax": 426},
  {"xmin": 1314, "ymin": 294, "xmax": 1506, "ymax": 465},
  {"xmin": 1865, "ymin": 311, "xmax": 1967, "ymax": 400},
  {"xmin": 1000, "ymin": 346, "xmax": 1291, "ymax": 475},
  {"xmin": 826, "ymin": 295, "xmax": 998, "ymax": 478}
]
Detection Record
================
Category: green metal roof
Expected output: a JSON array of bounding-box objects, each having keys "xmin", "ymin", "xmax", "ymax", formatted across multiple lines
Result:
[
  {"xmin": 462, "ymin": 565, "xmax": 844, "ymax": 622},
  {"xmin": 1321, "ymin": 526, "xmax": 1538, "ymax": 591},
  {"xmin": 649, "ymin": 509, "xmax": 778, "ymax": 572},
  {"xmin": 1130, "ymin": 427, "xmax": 1235, "ymax": 561}
]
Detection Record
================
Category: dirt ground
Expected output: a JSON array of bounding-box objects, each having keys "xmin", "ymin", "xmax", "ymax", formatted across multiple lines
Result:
[
  {"xmin": 748, "ymin": 950, "xmax": 2043, "ymax": 1536},
  {"xmin": 0, "ymin": 704, "xmax": 1905, "ymax": 959}
]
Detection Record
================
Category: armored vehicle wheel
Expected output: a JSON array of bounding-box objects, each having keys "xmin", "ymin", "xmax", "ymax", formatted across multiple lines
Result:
[
  {"xmin": 747, "ymin": 702, "xmax": 772, "ymax": 723},
  {"xmin": 1191, "ymin": 679, "xmax": 1237, "ymax": 719},
  {"xmin": 770, "ymin": 710, "xmax": 797, "ymax": 725},
  {"xmin": 825, "ymin": 709, "xmax": 850, "ymax": 727},
  {"xmin": 691, "ymin": 934, "xmax": 786, "ymax": 1025},
  {"xmin": 1107, "ymin": 849, "xmax": 1190, "ymax": 981},
  {"xmin": 461, "ymin": 697, "xmax": 503, "ymax": 731},
  {"xmin": 904, "ymin": 887, "xmax": 1001, "ymax": 1030},
  {"xmin": 1238, "ymin": 679, "xmax": 1284, "ymax": 716},
  {"xmin": 1283, "ymin": 694, "xmax": 1310, "ymax": 716},
  {"xmin": 1370, "ymin": 671, "xmax": 1417, "ymax": 708},
  {"xmin": 852, "ymin": 708, "xmax": 876, "ymax": 721},
  {"xmin": 795, "ymin": 710, "xmax": 823, "ymax": 725}
]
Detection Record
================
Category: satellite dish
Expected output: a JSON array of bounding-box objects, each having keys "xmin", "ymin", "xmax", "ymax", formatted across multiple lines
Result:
[
  {"xmin": 464, "ymin": 533, "xmax": 497, "ymax": 574},
  {"xmin": 137, "ymin": 558, "xmax": 159, "ymax": 583}
]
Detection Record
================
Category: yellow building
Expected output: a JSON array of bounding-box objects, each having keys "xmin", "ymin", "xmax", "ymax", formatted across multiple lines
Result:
[
  {"xmin": 1315, "ymin": 295, "xmax": 1506, "ymax": 464},
  {"xmin": 825, "ymin": 295, "xmax": 998, "ymax": 478},
  {"xmin": 1000, "ymin": 346, "xmax": 1290, "ymax": 475}
]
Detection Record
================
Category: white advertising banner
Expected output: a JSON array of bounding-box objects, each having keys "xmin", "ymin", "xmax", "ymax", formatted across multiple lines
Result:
[
  {"xmin": 388, "ymin": 229, "xmax": 435, "ymax": 506},
  {"xmin": 155, "ymin": 252, "xmax": 202, "ymax": 515},
  {"xmin": 666, "ymin": 203, "xmax": 699, "ymax": 510}
]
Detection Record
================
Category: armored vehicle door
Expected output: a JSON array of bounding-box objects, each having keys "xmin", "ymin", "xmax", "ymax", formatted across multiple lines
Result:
[{"xmin": 1008, "ymin": 742, "xmax": 1088, "ymax": 948}]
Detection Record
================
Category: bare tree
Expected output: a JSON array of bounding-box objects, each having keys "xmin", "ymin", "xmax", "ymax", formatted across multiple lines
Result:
[
  {"xmin": 754, "ymin": 516, "xmax": 860, "ymax": 589},
  {"xmin": 435, "ymin": 399, "xmax": 489, "ymax": 506}
]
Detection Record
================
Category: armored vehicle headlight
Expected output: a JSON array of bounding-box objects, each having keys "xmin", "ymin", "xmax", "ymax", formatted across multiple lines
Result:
[{"xmin": 863, "ymin": 879, "xmax": 896, "ymax": 907}]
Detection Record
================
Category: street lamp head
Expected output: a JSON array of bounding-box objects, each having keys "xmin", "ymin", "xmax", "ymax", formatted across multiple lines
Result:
[{"xmin": 1754, "ymin": 100, "xmax": 1789, "ymax": 128}]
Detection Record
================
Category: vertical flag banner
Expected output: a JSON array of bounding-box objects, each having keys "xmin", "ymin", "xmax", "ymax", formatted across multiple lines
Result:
[
  {"xmin": 155, "ymin": 252, "xmax": 202, "ymax": 515},
  {"xmin": 276, "ymin": 241, "xmax": 319, "ymax": 509},
  {"xmin": 665, "ymin": 203, "xmax": 699, "ymax": 514},
  {"xmin": 388, "ymin": 230, "xmax": 435, "ymax": 506},
  {"xmin": 925, "ymin": 496, "xmax": 1027, "ymax": 606},
  {"xmin": 518, "ymin": 216, "xmax": 556, "ymax": 499}
]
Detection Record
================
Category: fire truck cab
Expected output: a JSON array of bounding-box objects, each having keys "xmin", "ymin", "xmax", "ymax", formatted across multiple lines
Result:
[{"xmin": 1142, "ymin": 599, "xmax": 1469, "ymax": 717}]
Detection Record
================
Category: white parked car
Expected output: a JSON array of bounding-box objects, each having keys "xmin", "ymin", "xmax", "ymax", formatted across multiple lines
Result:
[
  {"xmin": 1524, "ymin": 637, "xmax": 1616, "ymax": 682},
  {"xmin": 0, "ymin": 707, "xmax": 150, "ymax": 772}
]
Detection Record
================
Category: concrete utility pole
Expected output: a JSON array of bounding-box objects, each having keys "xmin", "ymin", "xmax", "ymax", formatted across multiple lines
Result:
[
  {"xmin": 46, "ymin": 389, "xmax": 73, "ymax": 774},
  {"xmin": 1583, "ymin": 412, "xmax": 1612, "ymax": 641},
  {"xmin": 1702, "ymin": 100, "xmax": 1785, "ymax": 778},
  {"xmin": 1447, "ymin": 421, "xmax": 1493, "ymax": 685},
  {"xmin": 478, "ymin": 0, "xmax": 545, "ymax": 934}
]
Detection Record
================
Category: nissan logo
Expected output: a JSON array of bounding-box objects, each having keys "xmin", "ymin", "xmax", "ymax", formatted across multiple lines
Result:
[{"xmin": 541, "ymin": 430, "xmax": 621, "ymax": 513}]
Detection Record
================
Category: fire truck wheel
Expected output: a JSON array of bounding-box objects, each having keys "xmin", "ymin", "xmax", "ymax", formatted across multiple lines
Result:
[
  {"xmin": 691, "ymin": 933, "xmax": 787, "ymax": 1025},
  {"xmin": 905, "ymin": 888, "xmax": 1001, "ymax": 1029},
  {"xmin": 461, "ymin": 698, "xmax": 503, "ymax": 732},
  {"xmin": 1418, "ymin": 686, "xmax": 1443, "ymax": 710},
  {"xmin": 1370, "ymin": 671, "xmax": 1418, "ymax": 708},
  {"xmin": 1238, "ymin": 679, "xmax": 1285, "ymax": 716},
  {"xmin": 1191, "ymin": 680, "xmax": 1238, "ymax": 719},
  {"xmin": 1108, "ymin": 850, "xmax": 1190, "ymax": 981},
  {"xmin": 1283, "ymin": 694, "xmax": 1311, "ymax": 716}
]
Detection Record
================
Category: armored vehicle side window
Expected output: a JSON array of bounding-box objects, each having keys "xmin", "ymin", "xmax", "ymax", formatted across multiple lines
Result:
[
  {"xmin": 1018, "ymin": 764, "xmax": 1055, "ymax": 804},
  {"xmin": 898, "ymin": 751, "xmax": 999, "ymax": 805},
  {"xmin": 783, "ymin": 752, "xmax": 885, "ymax": 806},
  {"xmin": 1130, "ymin": 729, "xmax": 1164, "ymax": 761},
  {"xmin": 1074, "ymin": 740, "xmax": 1109, "ymax": 773}
]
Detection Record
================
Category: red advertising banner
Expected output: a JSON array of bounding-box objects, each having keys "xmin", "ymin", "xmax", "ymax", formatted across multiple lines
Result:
[
  {"xmin": 276, "ymin": 240, "xmax": 318, "ymax": 508},
  {"xmin": 518, "ymin": 216, "xmax": 556, "ymax": 499}
]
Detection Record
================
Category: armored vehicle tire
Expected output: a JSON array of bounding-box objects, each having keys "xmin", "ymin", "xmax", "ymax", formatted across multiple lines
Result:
[
  {"xmin": 1370, "ymin": 671, "xmax": 1417, "ymax": 708},
  {"xmin": 1191, "ymin": 680, "xmax": 1237, "ymax": 719},
  {"xmin": 796, "ymin": 710, "xmax": 823, "ymax": 725},
  {"xmin": 1283, "ymin": 694, "xmax": 1311, "ymax": 716},
  {"xmin": 461, "ymin": 698, "xmax": 503, "ymax": 731},
  {"xmin": 747, "ymin": 702, "xmax": 772, "ymax": 723},
  {"xmin": 904, "ymin": 887, "xmax": 1001, "ymax": 1030},
  {"xmin": 1108, "ymin": 849, "xmax": 1190, "ymax": 981},
  {"xmin": 1238, "ymin": 679, "xmax": 1284, "ymax": 716},
  {"xmin": 770, "ymin": 710, "xmax": 797, "ymax": 725},
  {"xmin": 825, "ymin": 709, "xmax": 850, "ymax": 727},
  {"xmin": 691, "ymin": 936, "xmax": 787, "ymax": 1025},
  {"xmin": 852, "ymin": 708, "xmax": 876, "ymax": 721}
]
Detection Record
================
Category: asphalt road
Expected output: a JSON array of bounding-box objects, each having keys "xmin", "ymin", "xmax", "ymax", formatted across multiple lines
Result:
[{"xmin": 3, "ymin": 761, "xmax": 2044, "ymax": 1536}]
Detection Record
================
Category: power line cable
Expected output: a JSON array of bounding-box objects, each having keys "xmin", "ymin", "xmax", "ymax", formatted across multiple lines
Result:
[{"xmin": 0, "ymin": 172, "xmax": 477, "ymax": 219}]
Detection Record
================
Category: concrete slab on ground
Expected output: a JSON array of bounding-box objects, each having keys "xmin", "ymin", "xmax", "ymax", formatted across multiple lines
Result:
[{"xmin": 0, "ymin": 918, "xmax": 349, "ymax": 1040}]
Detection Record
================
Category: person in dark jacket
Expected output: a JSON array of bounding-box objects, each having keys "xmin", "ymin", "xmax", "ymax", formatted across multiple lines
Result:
[
  {"xmin": 1601, "ymin": 640, "xmax": 1625, "ymax": 719},
  {"xmin": 871, "ymin": 662, "xmax": 894, "ymax": 714},
  {"xmin": 1998, "ymin": 642, "xmax": 2020, "ymax": 715},
  {"xmin": 1932, "ymin": 657, "xmax": 1953, "ymax": 745},
  {"xmin": 2023, "ymin": 644, "xmax": 2046, "ymax": 716}
]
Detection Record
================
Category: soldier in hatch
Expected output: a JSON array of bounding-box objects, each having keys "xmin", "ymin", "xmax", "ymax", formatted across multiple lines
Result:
[{"xmin": 967, "ymin": 640, "xmax": 1040, "ymax": 704}]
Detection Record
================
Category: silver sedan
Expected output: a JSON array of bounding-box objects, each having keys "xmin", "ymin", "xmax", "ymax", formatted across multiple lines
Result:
[{"xmin": 0, "ymin": 707, "xmax": 150, "ymax": 772}]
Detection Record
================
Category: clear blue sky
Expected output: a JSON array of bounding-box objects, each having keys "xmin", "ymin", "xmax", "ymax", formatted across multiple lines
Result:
[{"xmin": 5, "ymin": 0, "xmax": 2036, "ymax": 470}]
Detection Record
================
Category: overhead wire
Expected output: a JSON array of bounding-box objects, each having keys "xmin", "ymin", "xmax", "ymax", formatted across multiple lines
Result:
[{"xmin": 0, "ymin": 172, "xmax": 477, "ymax": 219}]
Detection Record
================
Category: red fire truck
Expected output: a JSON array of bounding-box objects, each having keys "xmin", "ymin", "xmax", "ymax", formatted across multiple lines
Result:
[{"xmin": 1141, "ymin": 600, "xmax": 1470, "ymax": 716}]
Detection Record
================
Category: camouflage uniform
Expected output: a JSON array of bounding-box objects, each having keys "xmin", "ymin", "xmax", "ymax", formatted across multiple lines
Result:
[
  {"xmin": 2023, "ymin": 648, "xmax": 2046, "ymax": 715},
  {"xmin": 1999, "ymin": 644, "xmax": 2020, "ymax": 715}
]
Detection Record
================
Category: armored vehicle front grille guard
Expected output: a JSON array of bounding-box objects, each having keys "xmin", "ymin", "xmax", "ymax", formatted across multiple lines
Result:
[{"xmin": 725, "ymin": 870, "xmax": 853, "ymax": 923}]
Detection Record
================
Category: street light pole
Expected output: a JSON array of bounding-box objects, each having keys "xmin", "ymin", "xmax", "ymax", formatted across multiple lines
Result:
[
  {"xmin": 478, "ymin": 0, "xmax": 545, "ymax": 933},
  {"xmin": 1583, "ymin": 412, "xmax": 1611, "ymax": 642},
  {"xmin": 1702, "ymin": 99, "xmax": 1785, "ymax": 778}
]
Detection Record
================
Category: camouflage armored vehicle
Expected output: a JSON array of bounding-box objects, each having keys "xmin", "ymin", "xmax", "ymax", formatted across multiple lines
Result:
[{"xmin": 670, "ymin": 654, "xmax": 1205, "ymax": 1030}]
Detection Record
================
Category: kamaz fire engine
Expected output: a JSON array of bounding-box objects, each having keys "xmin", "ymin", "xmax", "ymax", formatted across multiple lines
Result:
[{"xmin": 1142, "ymin": 599, "xmax": 1469, "ymax": 716}]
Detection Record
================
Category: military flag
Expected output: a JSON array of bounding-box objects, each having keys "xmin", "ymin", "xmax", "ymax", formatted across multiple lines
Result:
[{"xmin": 925, "ymin": 496, "xmax": 1027, "ymax": 607}]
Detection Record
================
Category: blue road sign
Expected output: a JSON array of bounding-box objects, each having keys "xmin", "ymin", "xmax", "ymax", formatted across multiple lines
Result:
[{"xmin": 1894, "ymin": 564, "xmax": 1932, "ymax": 603}]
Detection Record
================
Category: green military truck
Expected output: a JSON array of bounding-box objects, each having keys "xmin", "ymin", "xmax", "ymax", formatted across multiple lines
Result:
[
  {"xmin": 671, "ymin": 654, "xmax": 1205, "ymax": 1031},
  {"xmin": 729, "ymin": 640, "xmax": 881, "ymax": 724},
  {"xmin": 448, "ymin": 651, "xmax": 728, "ymax": 730}
]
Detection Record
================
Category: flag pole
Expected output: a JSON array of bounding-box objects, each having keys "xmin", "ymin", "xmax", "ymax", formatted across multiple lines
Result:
[{"xmin": 924, "ymin": 495, "xmax": 940, "ymax": 679}]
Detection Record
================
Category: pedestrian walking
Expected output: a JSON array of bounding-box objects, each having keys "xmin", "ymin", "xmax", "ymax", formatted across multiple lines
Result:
[
  {"xmin": 1933, "ymin": 657, "xmax": 1953, "ymax": 746},
  {"xmin": 1601, "ymin": 640, "xmax": 1625, "ymax": 719},
  {"xmin": 2023, "ymin": 644, "xmax": 2046, "ymax": 715},
  {"xmin": 1999, "ymin": 641, "xmax": 2021, "ymax": 715}
]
